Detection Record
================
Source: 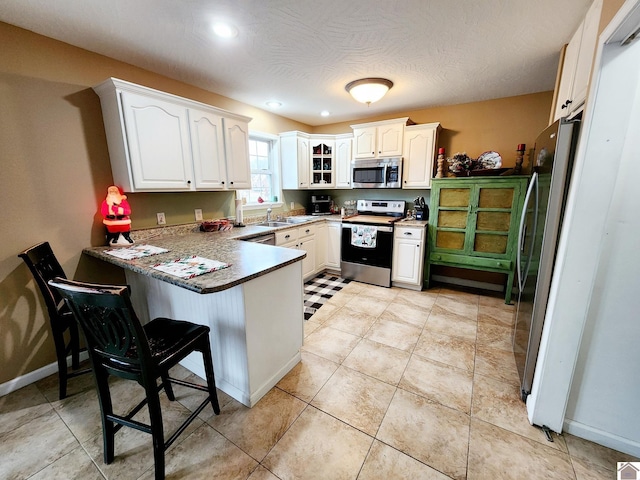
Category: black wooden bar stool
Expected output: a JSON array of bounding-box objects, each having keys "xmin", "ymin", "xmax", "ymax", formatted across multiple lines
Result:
[
  {"xmin": 48, "ymin": 277, "xmax": 220, "ymax": 480},
  {"xmin": 18, "ymin": 242, "xmax": 91, "ymax": 399}
]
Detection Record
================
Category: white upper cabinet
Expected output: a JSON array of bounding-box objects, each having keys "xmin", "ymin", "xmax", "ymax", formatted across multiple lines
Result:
[
  {"xmin": 552, "ymin": 0, "xmax": 603, "ymax": 121},
  {"xmin": 334, "ymin": 134, "xmax": 353, "ymax": 188},
  {"xmin": 402, "ymin": 123, "xmax": 441, "ymax": 189},
  {"xmin": 189, "ymin": 109, "xmax": 226, "ymax": 190},
  {"xmin": 310, "ymin": 138, "xmax": 335, "ymax": 187},
  {"xmin": 280, "ymin": 131, "xmax": 310, "ymax": 189},
  {"xmin": 93, "ymin": 78, "xmax": 252, "ymax": 192},
  {"xmin": 223, "ymin": 117, "xmax": 252, "ymax": 189},
  {"xmin": 119, "ymin": 91, "xmax": 194, "ymax": 191},
  {"xmin": 351, "ymin": 117, "xmax": 409, "ymax": 159}
]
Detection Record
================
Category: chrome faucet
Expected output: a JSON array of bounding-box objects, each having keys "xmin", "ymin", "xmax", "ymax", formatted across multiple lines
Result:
[{"xmin": 266, "ymin": 208, "xmax": 272, "ymax": 222}]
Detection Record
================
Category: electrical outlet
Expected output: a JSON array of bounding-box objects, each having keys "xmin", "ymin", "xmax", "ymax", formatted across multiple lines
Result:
[
  {"xmin": 194, "ymin": 209, "xmax": 203, "ymax": 221},
  {"xmin": 156, "ymin": 212, "xmax": 166, "ymax": 225}
]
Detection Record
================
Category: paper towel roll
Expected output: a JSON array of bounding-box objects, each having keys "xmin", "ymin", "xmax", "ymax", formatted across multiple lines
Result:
[{"xmin": 235, "ymin": 199, "xmax": 243, "ymax": 224}]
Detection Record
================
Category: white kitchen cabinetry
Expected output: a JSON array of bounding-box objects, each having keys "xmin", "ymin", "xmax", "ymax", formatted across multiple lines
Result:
[
  {"xmin": 334, "ymin": 134, "xmax": 353, "ymax": 188},
  {"xmin": 316, "ymin": 223, "xmax": 328, "ymax": 271},
  {"xmin": 552, "ymin": 0, "xmax": 602, "ymax": 121},
  {"xmin": 276, "ymin": 225, "xmax": 316, "ymax": 279},
  {"xmin": 222, "ymin": 117, "xmax": 252, "ymax": 189},
  {"xmin": 280, "ymin": 131, "xmax": 310, "ymax": 189},
  {"xmin": 298, "ymin": 225, "xmax": 317, "ymax": 279},
  {"xmin": 402, "ymin": 123, "xmax": 441, "ymax": 189},
  {"xmin": 117, "ymin": 90, "xmax": 194, "ymax": 191},
  {"xmin": 351, "ymin": 118, "xmax": 409, "ymax": 159},
  {"xmin": 326, "ymin": 221, "xmax": 341, "ymax": 271},
  {"xmin": 392, "ymin": 224, "xmax": 427, "ymax": 290},
  {"xmin": 310, "ymin": 138, "xmax": 334, "ymax": 188},
  {"xmin": 93, "ymin": 78, "xmax": 252, "ymax": 192},
  {"xmin": 189, "ymin": 108, "xmax": 226, "ymax": 190}
]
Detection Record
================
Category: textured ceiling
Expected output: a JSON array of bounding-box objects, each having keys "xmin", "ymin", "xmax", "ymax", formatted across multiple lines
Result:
[{"xmin": 1, "ymin": 0, "xmax": 593, "ymax": 126}]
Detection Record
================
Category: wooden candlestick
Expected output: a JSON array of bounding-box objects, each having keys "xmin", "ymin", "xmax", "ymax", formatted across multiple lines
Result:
[
  {"xmin": 435, "ymin": 148, "xmax": 445, "ymax": 178},
  {"xmin": 514, "ymin": 144, "xmax": 525, "ymax": 174}
]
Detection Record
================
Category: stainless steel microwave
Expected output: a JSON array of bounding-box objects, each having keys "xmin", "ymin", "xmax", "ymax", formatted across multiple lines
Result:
[{"xmin": 351, "ymin": 158, "xmax": 402, "ymax": 188}]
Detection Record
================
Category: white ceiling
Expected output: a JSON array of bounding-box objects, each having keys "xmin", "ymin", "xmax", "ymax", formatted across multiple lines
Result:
[{"xmin": 1, "ymin": 0, "xmax": 593, "ymax": 126}]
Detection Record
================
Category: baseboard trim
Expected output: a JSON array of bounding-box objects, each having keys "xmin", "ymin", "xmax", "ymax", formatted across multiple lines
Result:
[
  {"xmin": 0, "ymin": 352, "xmax": 89, "ymax": 398},
  {"xmin": 564, "ymin": 418, "xmax": 640, "ymax": 457}
]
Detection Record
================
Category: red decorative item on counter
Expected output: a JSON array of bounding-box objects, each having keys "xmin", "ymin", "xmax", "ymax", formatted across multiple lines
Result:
[{"xmin": 101, "ymin": 185, "xmax": 134, "ymax": 245}]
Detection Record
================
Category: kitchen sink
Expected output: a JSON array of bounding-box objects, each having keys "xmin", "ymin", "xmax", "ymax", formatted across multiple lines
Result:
[
  {"xmin": 285, "ymin": 216, "xmax": 316, "ymax": 224},
  {"xmin": 254, "ymin": 221, "xmax": 289, "ymax": 227}
]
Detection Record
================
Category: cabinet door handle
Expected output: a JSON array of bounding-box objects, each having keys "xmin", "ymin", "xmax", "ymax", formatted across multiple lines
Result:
[
  {"xmin": 230, "ymin": 181, "xmax": 234, "ymax": 185},
  {"xmin": 404, "ymin": 232, "xmax": 413, "ymax": 236},
  {"xmin": 187, "ymin": 180, "xmax": 191, "ymax": 184},
  {"xmin": 222, "ymin": 181, "xmax": 225, "ymax": 185},
  {"xmin": 285, "ymin": 234, "xmax": 290, "ymax": 239},
  {"xmin": 305, "ymin": 229, "xmax": 310, "ymax": 234}
]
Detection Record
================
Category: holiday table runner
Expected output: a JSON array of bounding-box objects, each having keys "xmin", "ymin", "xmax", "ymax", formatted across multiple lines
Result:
[
  {"xmin": 105, "ymin": 244, "xmax": 169, "ymax": 260},
  {"xmin": 153, "ymin": 256, "xmax": 231, "ymax": 279}
]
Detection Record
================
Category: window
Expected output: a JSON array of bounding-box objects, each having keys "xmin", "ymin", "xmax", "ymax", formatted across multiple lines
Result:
[{"xmin": 237, "ymin": 134, "xmax": 281, "ymax": 207}]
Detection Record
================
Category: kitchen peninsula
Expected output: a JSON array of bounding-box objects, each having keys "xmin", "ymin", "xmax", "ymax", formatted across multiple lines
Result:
[{"xmin": 83, "ymin": 226, "xmax": 306, "ymax": 407}]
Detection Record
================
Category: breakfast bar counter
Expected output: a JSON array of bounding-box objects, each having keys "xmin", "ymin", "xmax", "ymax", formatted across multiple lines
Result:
[{"xmin": 84, "ymin": 227, "xmax": 306, "ymax": 407}]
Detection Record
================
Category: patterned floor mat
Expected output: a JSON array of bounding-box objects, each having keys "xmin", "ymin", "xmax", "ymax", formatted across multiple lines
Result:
[{"xmin": 304, "ymin": 273, "xmax": 351, "ymax": 320}]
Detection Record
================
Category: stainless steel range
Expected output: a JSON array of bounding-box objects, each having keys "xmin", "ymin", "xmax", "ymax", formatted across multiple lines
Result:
[{"xmin": 341, "ymin": 199, "xmax": 405, "ymax": 287}]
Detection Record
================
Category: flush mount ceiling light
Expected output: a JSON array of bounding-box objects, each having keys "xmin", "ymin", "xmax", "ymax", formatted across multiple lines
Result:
[
  {"xmin": 212, "ymin": 21, "xmax": 238, "ymax": 38},
  {"xmin": 345, "ymin": 78, "xmax": 393, "ymax": 106},
  {"xmin": 266, "ymin": 101, "xmax": 282, "ymax": 108}
]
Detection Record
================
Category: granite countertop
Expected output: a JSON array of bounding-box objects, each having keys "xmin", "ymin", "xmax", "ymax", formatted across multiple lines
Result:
[
  {"xmin": 84, "ymin": 230, "xmax": 306, "ymax": 294},
  {"xmin": 395, "ymin": 218, "xmax": 429, "ymax": 227},
  {"xmin": 83, "ymin": 213, "xmax": 402, "ymax": 294}
]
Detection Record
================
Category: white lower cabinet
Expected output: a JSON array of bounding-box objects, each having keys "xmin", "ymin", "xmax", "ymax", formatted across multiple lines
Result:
[
  {"xmin": 276, "ymin": 225, "xmax": 317, "ymax": 280},
  {"xmin": 316, "ymin": 223, "xmax": 328, "ymax": 271},
  {"xmin": 326, "ymin": 221, "xmax": 341, "ymax": 270},
  {"xmin": 392, "ymin": 225, "xmax": 427, "ymax": 290},
  {"xmin": 298, "ymin": 225, "xmax": 316, "ymax": 279}
]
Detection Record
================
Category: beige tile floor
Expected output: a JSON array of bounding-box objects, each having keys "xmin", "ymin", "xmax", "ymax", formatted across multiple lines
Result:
[{"xmin": 1, "ymin": 282, "xmax": 637, "ymax": 479}]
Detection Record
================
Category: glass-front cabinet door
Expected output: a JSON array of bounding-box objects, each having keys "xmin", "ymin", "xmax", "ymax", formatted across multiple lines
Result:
[
  {"xmin": 472, "ymin": 185, "xmax": 517, "ymax": 257},
  {"xmin": 434, "ymin": 187, "xmax": 472, "ymax": 252},
  {"xmin": 310, "ymin": 139, "xmax": 334, "ymax": 187}
]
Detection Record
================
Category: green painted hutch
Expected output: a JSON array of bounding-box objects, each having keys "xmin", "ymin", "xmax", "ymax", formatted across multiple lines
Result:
[{"xmin": 426, "ymin": 176, "xmax": 528, "ymax": 303}]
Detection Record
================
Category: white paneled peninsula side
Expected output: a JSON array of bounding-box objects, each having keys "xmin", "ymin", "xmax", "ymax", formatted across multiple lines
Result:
[{"xmin": 84, "ymin": 226, "xmax": 306, "ymax": 407}]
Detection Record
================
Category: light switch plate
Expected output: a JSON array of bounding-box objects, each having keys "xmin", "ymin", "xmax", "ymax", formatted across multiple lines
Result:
[
  {"xmin": 156, "ymin": 212, "xmax": 166, "ymax": 225},
  {"xmin": 194, "ymin": 209, "xmax": 203, "ymax": 221}
]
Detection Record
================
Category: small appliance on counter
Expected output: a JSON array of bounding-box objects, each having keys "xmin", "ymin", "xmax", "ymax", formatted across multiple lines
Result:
[
  {"xmin": 311, "ymin": 195, "xmax": 332, "ymax": 215},
  {"xmin": 414, "ymin": 196, "xmax": 428, "ymax": 220}
]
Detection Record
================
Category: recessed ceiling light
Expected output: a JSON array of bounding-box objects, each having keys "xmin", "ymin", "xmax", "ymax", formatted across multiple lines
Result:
[
  {"xmin": 212, "ymin": 22, "xmax": 238, "ymax": 38},
  {"xmin": 320, "ymin": 110, "xmax": 331, "ymax": 117},
  {"xmin": 266, "ymin": 101, "xmax": 282, "ymax": 108}
]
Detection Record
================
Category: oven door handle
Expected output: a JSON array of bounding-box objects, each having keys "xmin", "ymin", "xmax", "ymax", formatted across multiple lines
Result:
[{"xmin": 342, "ymin": 225, "xmax": 393, "ymax": 233}]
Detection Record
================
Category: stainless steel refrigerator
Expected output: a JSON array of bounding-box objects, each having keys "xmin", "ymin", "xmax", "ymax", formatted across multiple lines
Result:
[{"xmin": 513, "ymin": 117, "xmax": 580, "ymax": 401}]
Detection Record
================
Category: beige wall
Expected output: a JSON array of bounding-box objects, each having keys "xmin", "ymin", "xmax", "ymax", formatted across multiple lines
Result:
[
  {"xmin": 0, "ymin": 0, "xmax": 622, "ymax": 386},
  {"xmin": 0, "ymin": 22, "xmax": 310, "ymax": 385},
  {"xmin": 315, "ymin": 92, "xmax": 553, "ymax": 169}
]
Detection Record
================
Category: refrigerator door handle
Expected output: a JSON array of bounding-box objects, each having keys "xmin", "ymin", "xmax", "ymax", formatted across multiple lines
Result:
[{"xmin": 517, "ymin": 172, "xmax": 538, "ymax": 292}]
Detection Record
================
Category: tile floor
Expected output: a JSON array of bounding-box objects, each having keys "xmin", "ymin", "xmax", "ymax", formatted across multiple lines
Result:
[{"xmin": 1, "ymin": 282, "xmax": 637, "ymax": 479}]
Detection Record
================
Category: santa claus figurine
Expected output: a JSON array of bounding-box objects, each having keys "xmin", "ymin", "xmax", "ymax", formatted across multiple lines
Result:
[{"xmin": 101, "ymin": 185, "xmax": 134, "ymax": 245}]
